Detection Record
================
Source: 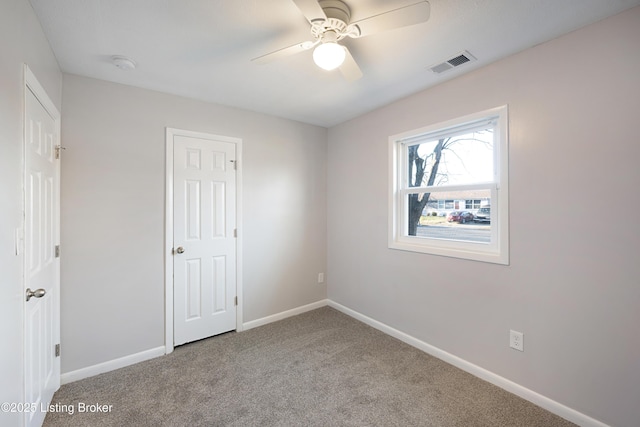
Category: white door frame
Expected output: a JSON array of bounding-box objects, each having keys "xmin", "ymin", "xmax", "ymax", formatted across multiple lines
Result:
[
  {"xmin": 164, "ymin": 128, "xmax": 243, "ymax": 354},
  {"xmin": 23, "ymin": 64, "xmax": 61, "ymax": 425}
]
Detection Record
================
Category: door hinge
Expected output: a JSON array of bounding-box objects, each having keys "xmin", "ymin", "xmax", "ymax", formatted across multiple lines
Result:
[
  {"xmin": 55, "ymin": 145, "xmax": 66, "ymax": 159},
  {"xmin": 234, "ymin": 296, "xmax": 238, "ymax": 306},
  {"xmin": 230, "ymin": 159, "xmax": 237, "ymax": 170},
  {"xmin": 55, "ymin": 245, "xmax": 60, "ymax": 258},
  {"xmin": 233, "ymin": 228, "xmax": 237, "ymax": 238},
  {"xmin": 55, "ymin": 344, "xmax": 60, "ymax": 357}
]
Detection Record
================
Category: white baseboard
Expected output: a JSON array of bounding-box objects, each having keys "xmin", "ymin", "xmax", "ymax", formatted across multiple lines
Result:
[
  {"xmin": 242, "ymin": 299, "xmax": 328, "ymax": 331},
  {"xmin": 61, "ymin": 346, "xmax": 165, "ymax": 385},
  {"xmin": 327, "ymin": 300, "xmax": 609, "ymax": 427},
  {"xmin": 58, "ymin": 300, "xmax": 606, "ymax": 426},
  {"xmin": 61, "ymin": 300, "xmax": 330, "ymax": 385}
]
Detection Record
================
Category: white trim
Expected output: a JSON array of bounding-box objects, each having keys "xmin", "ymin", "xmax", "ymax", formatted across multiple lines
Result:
[
  {"xmin": 403, "ymin": 182, "xmax": 496, "ymax": 194},
  {"xmin": 164, "ymin": 128, "xmax": 243, "ymax": 354},
  {"xmin": 328, "ymin": 300, "xmax": 609, "ymax": 427},
  {"xmin": 56, "ymin": 299, "xmax": 607, "ymax": 426},
  {"xmin": 235, "ymin": 141, "xmax": 244, "ymax": 332},
  {"xmin": 165, "ymin": 129, "xmax": 174, "ymax": 354},
  {"xmin": 24, "ymin": 65, "xmax": 60, "ymax": 121},
  {"xmin": 62, "ymin": 300, "xmax": 328, "ymax": 384},
  {"xmin": 388, "ymin": 105, "xmax": 509, "ymax": 265},
  {"xmin": 243, "ymin": 300, "xmax": 329, "ymax": 331},
  {"xmin": 60, "ymin": 347, "xmax": 165, "ymax": 385}
]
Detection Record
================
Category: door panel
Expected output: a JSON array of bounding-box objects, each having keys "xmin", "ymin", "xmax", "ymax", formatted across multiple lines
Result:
[
  {"xmin": 173, "ymin": 135, "xmax": 237, "ymax": 346},
  {"xmin": 212, "ymin": 255, "xmax": 226, "ymax": 313}
]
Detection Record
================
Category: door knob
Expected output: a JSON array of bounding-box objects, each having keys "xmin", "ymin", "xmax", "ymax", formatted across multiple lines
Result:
[
  {"xmin": 26, "ymin": 288, "xmax": 46, "ymax": 302},
  {"xmin": 175, "ymin": 246, "xmax": 185, "ymax": 254}
]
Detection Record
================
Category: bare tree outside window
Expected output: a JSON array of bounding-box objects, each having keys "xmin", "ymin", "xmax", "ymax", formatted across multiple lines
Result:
[{"xmin": 406, "ymin": 131, "xmax": 493, "ymax": 235}]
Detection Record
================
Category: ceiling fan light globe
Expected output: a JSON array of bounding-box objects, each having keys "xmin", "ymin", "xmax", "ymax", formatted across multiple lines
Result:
[{"xmin": 313, "ymin": 42, "xmax": 346, "ymax": 70}]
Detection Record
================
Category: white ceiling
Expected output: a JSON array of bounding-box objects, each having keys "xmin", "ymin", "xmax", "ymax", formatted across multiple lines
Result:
[{"xmin": 29, "ymin": 0, "xmax": 640, "ymax": 127}]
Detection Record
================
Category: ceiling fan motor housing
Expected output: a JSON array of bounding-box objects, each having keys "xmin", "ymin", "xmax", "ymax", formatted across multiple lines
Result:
[
  {"xmin": 311, "ymin": 0, "xmax": 352, "ymax": 39},
  {"xmin": 319, "ymin": 0, "xmax": 350, "ymax": 22}
]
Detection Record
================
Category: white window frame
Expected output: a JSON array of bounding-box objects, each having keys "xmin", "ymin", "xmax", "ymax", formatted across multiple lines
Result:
[{"xmin": 388, "ymin": 105, "xmax": 509, "ymax": 264}]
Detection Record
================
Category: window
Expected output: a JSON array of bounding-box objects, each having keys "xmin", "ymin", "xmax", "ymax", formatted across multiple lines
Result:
[
  {"xmin": 465, "ymin": 199, "xmax": 482, "ymax": 210},
  {"xmin": 388, "ymin": 106, "xmax": 509, "ymax": 264}
]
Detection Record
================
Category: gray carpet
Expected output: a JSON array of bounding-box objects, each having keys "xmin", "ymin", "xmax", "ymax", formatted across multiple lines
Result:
[{"xmin": 44, "ymin": 307, "xmax": 575, "ymax": 426}]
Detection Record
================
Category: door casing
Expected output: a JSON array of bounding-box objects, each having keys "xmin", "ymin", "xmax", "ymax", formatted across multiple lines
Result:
[{"xmin": 164, "ymin": 127, "xmax": 243, "ymax": 354}]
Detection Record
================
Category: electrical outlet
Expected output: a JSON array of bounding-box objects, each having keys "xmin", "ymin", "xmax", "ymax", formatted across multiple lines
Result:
[
  {"xmin": 510, "ymin": 330, "xmax": 524, "ymax": 351},
  {"xmin": 317, "ymin": 273, "xmax": 325, "ymax": 283}
]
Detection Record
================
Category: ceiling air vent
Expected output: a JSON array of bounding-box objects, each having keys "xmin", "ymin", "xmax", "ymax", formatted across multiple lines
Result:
[{"xmin": 430, "ymin": 51, "xmax": 476, "ymax": 74}]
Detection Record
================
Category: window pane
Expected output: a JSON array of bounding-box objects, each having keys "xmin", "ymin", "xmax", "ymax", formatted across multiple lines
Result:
[
  {"xmin": 465, "ymin": 199, "xmax": 482, "ymax": 209},
  {"xmin": 407, "ymin": 128, "xmax": 494, "ymax": 188},
  {"xmin": 410, "ymin": 190, "xmax": 492, "ymax": 243}
]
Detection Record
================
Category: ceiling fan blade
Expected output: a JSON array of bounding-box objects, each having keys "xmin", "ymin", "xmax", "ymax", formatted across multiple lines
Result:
[
  {"xmin": 291, "ymin": 0, "xmax": 327, "ymax": 24},
  {"xmin": 252, "ymin": 41, "xmax": 315, "ymax": 65},
  {"xmin": 339, "ymin": 47, "xmax": 363, "ymax": 82},
  {"xmin": 350, "ymin": 1, "xmax": 430, "ymax": 38}
]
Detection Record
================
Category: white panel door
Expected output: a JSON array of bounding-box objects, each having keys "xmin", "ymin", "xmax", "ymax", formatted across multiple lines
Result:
[
  {"xmin": 173, "ymin": 135, "xmax": 237, "ymax": 346},
  {"xmin": 24, "ymin": 84, "xmax": 60, "ymax": 427}
]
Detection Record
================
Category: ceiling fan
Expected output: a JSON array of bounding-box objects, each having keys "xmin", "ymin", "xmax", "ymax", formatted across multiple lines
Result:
[{"xmin": 252, "ymin": 0, "xmax": 431, "ymax": 81}]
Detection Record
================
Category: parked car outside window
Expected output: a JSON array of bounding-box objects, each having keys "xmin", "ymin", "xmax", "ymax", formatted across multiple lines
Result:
[
  {"xmin": 475, "ymin": 207, "xmax": 490, "ymax": 223},
  {"xmin": 446, "ymin": 211, "xmax": 474, "ymax": 224}
]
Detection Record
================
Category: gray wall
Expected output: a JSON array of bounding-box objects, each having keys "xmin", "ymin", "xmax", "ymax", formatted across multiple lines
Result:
[
  {"xmin": 3, "ymin": 2, "xmax": 639, "ymax": 426},
  {"xmin": 326, "ymin": 7, "xmax": 640, "ymax": 427},
  {"xmin": 61, "ymin": 75, "xmax": 327, "ymax": 373},
  {"xmin": 0, "ymin": 0, "xmax": 62, "ymax": 425}
]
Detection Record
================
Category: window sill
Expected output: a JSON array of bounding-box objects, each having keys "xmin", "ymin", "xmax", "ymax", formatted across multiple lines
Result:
[{"xmin": 388, "ymin": 239, "xmax": 509, "ymax": 265}]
